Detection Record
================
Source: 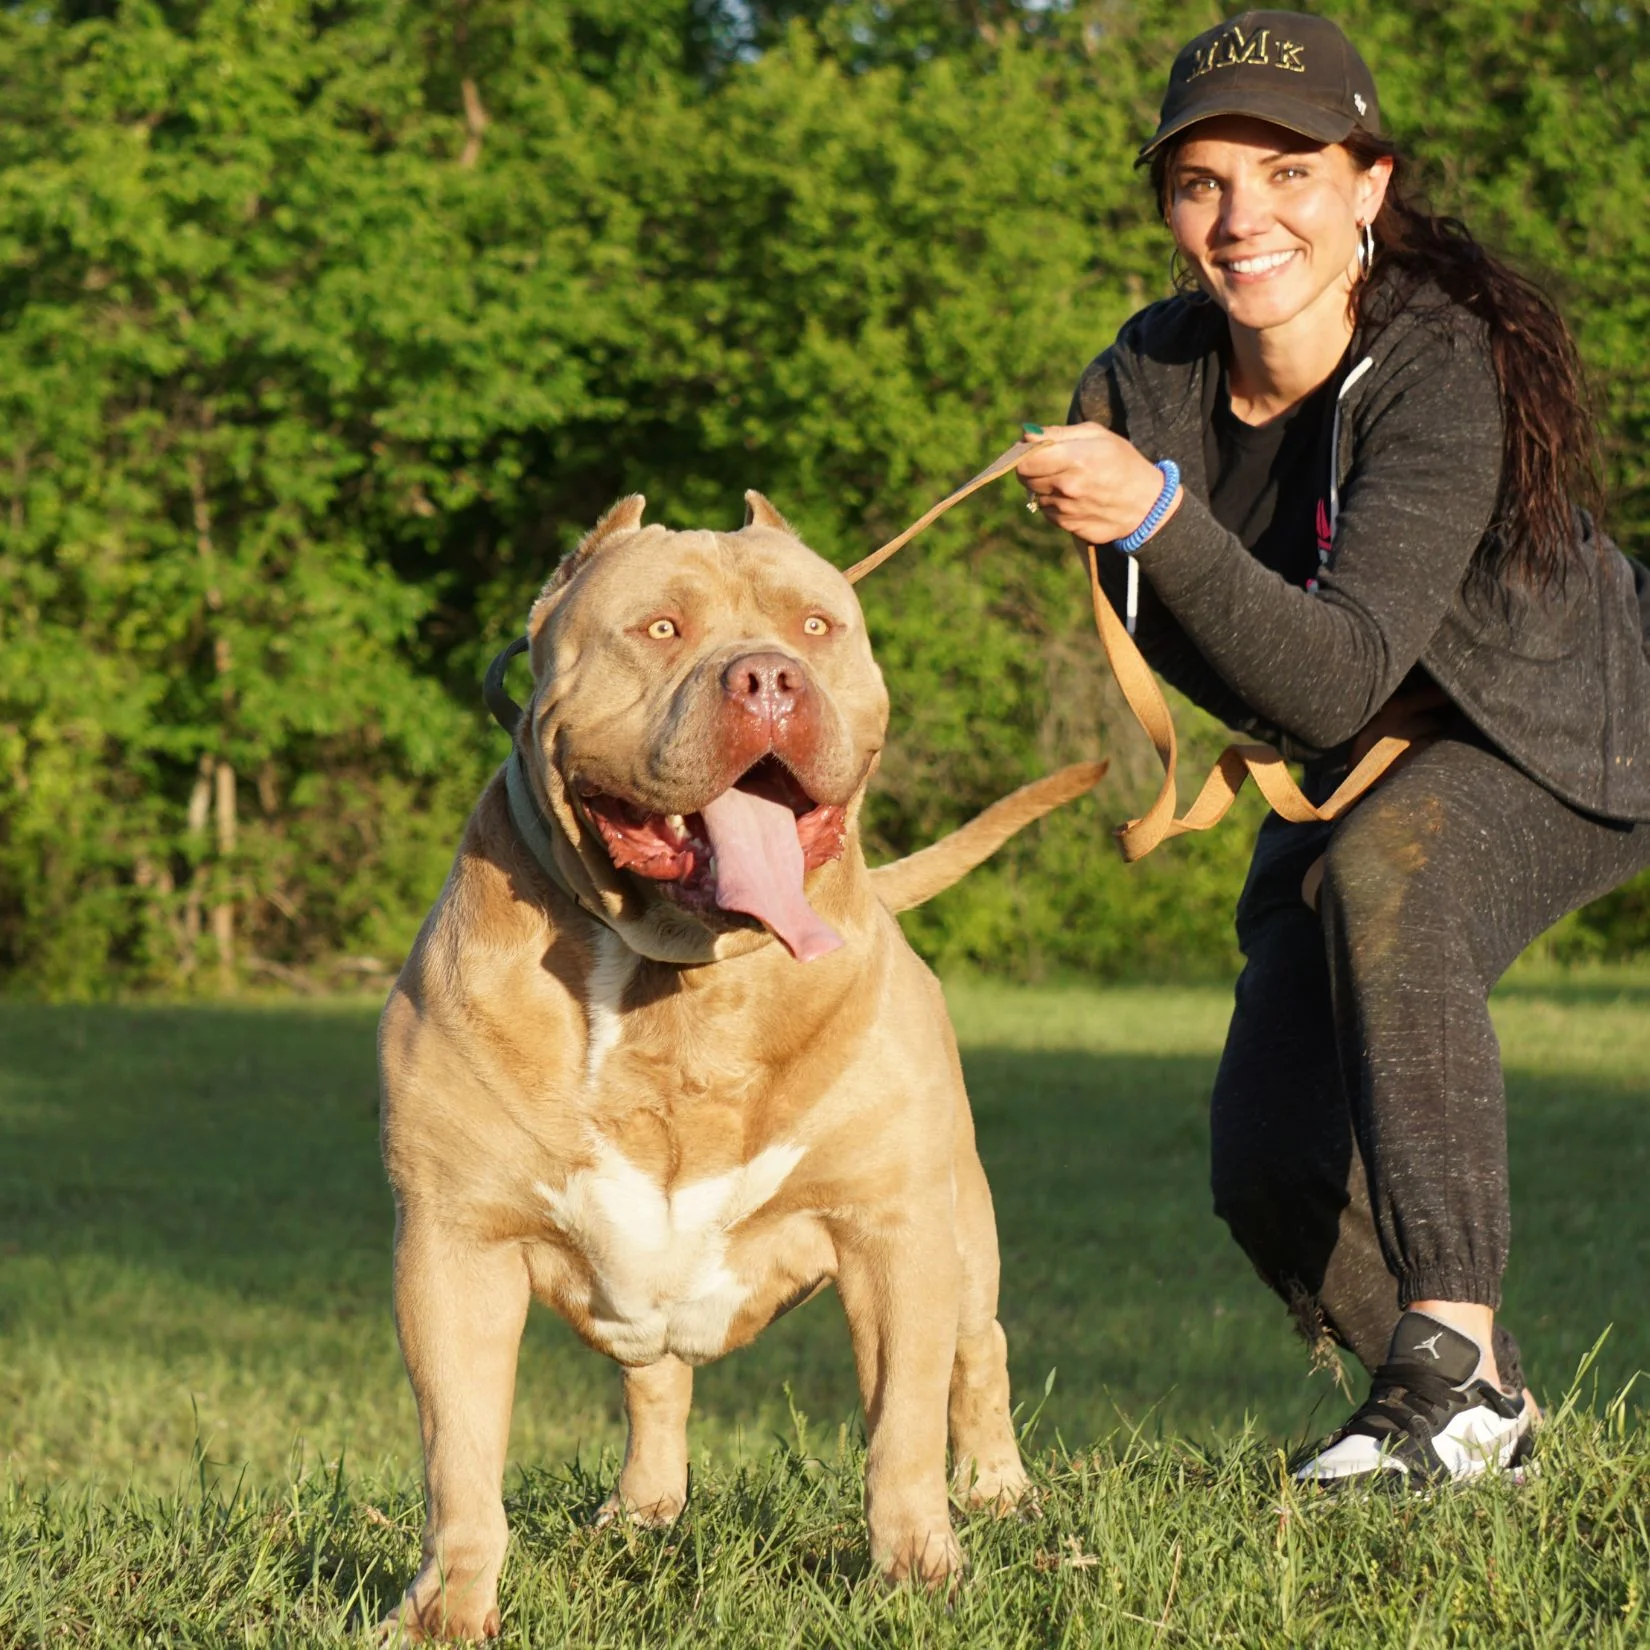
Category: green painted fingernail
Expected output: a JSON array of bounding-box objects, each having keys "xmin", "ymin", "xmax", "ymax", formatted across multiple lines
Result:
[{"xmin": 1023, "ymin": 422, "xmax": 1044, "ymax": 435}]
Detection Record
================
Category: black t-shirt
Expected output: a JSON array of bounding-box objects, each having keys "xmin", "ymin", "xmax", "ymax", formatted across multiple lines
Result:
[
  {"xmin": 1198, "ymin": 352, "xmax": 1437, "ymax": 724},
  {"xmin": 1201, "ymin": 359, "xmax": 1336, "ymax": 589}
]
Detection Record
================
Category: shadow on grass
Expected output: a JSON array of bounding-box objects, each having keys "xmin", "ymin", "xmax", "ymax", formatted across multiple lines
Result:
[
  {"xmin": 1493, "ymin": 966, "xmax": 1650, "ymax": 1009},
  {"xmin": 1, "ymin": 1000, "xmax": 1647, "ymax": 1472}
]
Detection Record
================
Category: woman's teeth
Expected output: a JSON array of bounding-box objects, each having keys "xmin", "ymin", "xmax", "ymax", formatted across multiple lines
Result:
[{"xmin": 1224, "ymin": 250, "xmax": 1298, "ymax": 275}]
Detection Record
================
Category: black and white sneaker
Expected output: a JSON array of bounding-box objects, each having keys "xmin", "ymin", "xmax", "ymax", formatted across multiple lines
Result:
[{"xmin": 1293, "ymin": 1310, "xmax": 1534, "ymax": 1488}]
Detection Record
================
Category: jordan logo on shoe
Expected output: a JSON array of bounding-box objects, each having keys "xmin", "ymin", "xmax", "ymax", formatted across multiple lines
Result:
[{"xmin": 1413, "ymin": 1331, "xmax": 1446, "ymax": 1361}]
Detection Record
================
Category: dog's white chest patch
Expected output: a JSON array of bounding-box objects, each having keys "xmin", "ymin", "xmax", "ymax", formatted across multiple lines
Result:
[
  {"xmin": 582, "ymin": 927, "xmax": 639, "ymax": 1087},
  {"xmin": 536, "ymin": 1141, "xmax": 804, "ymax": 1364}
]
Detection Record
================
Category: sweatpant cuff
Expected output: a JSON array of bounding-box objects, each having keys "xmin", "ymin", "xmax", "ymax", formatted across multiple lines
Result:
[{"xmin": 1397, "ymin": 1273, "xmax": 1503, "ymax": 1312}]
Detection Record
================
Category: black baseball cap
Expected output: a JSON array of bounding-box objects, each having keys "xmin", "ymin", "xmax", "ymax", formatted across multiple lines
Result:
[{"xmin": 1138, "ymin": 10, "xmax": 1381, "ymax": 163}]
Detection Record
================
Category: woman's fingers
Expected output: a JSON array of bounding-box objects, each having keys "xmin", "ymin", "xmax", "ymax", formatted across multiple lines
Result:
[
  {"xmin": 1015, "ymin": 422, "xmax": 1177, "ymax": 544},
  {"xmin": 1022, "ymin": 421, "xmax": 1105, "ymax": 443},
  {"xmin": 1014, "ymin": 424, "xmax": 1110, "ymax": 481}
]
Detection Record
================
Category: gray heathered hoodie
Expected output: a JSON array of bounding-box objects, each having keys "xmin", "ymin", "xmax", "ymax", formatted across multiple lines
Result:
[{"xmin": 1072, "ymin": 287, "xmax": 1650, "ymax": 822}]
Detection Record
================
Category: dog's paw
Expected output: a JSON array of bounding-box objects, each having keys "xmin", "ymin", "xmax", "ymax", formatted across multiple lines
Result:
[
  {"xmin": 594, "ymin": 1485, "xmax": 686, "ymax": 1530},
  {"xmin": 950, "ymin": 1455, "xmax": 1031, "ymax": 1514},
  {"xmin": 376, "ymin": 1594, "xmax": 501, "ymax": 1645},
  {"xmin": 876, "ymin": 1523, "xmax": 966, "ymax": 1592}
]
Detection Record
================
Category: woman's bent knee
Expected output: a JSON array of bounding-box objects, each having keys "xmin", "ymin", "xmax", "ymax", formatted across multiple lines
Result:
[{"xmin": 1322, "ymin": 788, "xmax": 1453, "ymax": 928}]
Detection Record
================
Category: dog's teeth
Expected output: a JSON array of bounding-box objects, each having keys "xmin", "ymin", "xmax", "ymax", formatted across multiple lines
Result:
[{"xmin": 666, "ymin": 814, "xmax": 685, "ymax": 837}]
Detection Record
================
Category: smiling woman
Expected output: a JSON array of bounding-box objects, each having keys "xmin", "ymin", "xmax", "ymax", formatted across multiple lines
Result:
[
  {"xmin": 1016, "ymin": 8, "xmax": 1650, "ymax": 1497},
  {"xmin": 1160, "ymin": 123, "xmax": 1390, "ymax": 422}
]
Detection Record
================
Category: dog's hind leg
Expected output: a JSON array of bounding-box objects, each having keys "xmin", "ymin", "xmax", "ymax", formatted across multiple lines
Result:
[
  {"xmin": 946, "ymin": 1139, "xmax": 1030, "ymax": 1512},
  {"xmin": 597, "ymin": 1356, "xmax": 693, "ymax": 1527},
  {"xmin": 383, "ymin": 1217, "xmax": 529, "ymax": 1643}
]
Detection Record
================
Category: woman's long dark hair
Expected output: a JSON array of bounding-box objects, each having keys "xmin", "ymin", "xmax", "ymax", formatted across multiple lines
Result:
[{"xmin": 1152, "ymin": 132, "xmax": 1601, "ymax": 590}]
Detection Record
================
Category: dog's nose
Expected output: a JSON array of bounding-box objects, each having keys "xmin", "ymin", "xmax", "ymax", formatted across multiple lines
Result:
[{"xmin": 722, "ymin": 651, "xmax": 807, "ymax": 719}]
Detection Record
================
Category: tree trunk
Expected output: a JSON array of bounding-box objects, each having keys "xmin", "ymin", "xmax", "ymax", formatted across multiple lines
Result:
[
  {"xmin": 188, "ymin": 437, "xmax": 237, "ymax": 993},
  {"xmin": 212, "ymin": 758, "xmax": 237, "ymax": 991},
  {"xmin": 182, "ymin": 753, "xmax": 212, "ymax": 966},
  {"xmin": 460, "ymin": 76, "xmax": 489, "ymax": 168}
]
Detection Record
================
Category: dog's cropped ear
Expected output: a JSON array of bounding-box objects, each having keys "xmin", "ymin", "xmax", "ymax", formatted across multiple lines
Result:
[
  {"xmin": 557, "ymin": 495, "xmax": 647, "ymax": 587},
  {"xmin": 530, "ymin": 495, "xmax": 647, "ymax": 637},
  {"xmin": 743, "ymin": 490, "xmax": 793, "ymax": 534}
]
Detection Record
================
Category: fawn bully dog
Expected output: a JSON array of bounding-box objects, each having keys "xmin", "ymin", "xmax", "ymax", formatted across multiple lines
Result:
[{"xmin": 377, "ymin": 493, "xmax": 1102, "ymax": 1640}]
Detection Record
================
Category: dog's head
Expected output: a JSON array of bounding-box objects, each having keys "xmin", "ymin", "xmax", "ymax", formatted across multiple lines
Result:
[{"xmin": 518, "ymin": 493, "xmax": 888, "ymax": 964}]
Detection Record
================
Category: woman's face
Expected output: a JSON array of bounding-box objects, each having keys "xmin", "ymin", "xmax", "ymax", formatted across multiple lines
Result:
[{"xmin": 1165, "ymin": 116, "xmax": 1391, "ymax": 338}]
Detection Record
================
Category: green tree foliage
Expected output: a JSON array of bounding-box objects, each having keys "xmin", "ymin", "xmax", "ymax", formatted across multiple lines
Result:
[{"xmin": 1, "ymin": 0, "xmax": 1646, "ymax": 995}]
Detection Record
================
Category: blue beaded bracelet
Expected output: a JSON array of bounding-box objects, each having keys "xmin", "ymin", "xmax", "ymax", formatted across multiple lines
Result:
[{"xmin": 1114, "ymin": 459, "xmax": 1181, "ymax": 554}]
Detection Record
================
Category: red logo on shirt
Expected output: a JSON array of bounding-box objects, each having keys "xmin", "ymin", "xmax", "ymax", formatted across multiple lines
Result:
[{"xmin": 1306, "ymin": 498, "xmax": 1333, "ymax": 593}]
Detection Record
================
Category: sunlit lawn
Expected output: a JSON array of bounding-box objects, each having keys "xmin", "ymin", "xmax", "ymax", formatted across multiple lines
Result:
[{"xmin": 3, "ymin": 970, "xmax": 1648, "ymax": 1644}]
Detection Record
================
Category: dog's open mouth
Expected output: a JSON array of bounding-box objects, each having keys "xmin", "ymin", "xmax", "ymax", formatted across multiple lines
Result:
[{"xmin": 578, "ymin": 757, "xmax": 846, "ymax": 962}]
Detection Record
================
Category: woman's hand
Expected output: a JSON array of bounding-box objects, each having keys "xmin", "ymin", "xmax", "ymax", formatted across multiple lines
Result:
[
  {"xmin": 1016, "ymin": 423, "xmax": 1182, "ymax": 547},
  {"xmin": 1350, "ymin": 683, "xmax": 1452, "ymax": 765}
]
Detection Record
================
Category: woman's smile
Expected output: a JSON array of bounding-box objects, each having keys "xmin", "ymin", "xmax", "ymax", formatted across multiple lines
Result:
[{"xmin": 1216, "ymin": 248, "xmax": 1302, "ymax": 281}]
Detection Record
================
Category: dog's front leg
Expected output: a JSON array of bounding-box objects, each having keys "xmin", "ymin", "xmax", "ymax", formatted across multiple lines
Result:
[
  {"xmin": 383, "ymin": 1213, "xmax": 529, "ymax": 1643},
  {"xmin": 597, "ymin": 1355, "xmax": 694, "ymax": 1527},
  {"xmin": 836, "ymin": 1212, "xmax": 963, "ymax": 1588},
  {"xmin": 947, "ymin": 1141, "xmax": 1030, "ymax": 1510}
]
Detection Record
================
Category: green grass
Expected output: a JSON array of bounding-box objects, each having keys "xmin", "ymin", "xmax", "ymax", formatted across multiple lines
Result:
[{"xmin": 3, "ymin": 972, "xmax": 1649, "ymax": 1645}]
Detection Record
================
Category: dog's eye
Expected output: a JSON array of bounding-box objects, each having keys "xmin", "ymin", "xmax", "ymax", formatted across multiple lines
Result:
[
  {"xmin": 646, "ymin": 618, "xmax": 678, "ymax": 640},
  {"xmin": 802, "ymin": 615, "xmax": 830, "ymax": 636}
]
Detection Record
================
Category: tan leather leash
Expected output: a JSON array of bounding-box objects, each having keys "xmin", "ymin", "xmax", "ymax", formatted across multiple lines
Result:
[{"xmin": 844, "ymin": 433, "xmax": 1411, "ymax": 863}]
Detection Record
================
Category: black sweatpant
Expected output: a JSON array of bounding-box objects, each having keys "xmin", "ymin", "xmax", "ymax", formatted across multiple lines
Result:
[{"xmin": 1211, "ymin": 726, "xmax": 1650, "ymax": 1392}]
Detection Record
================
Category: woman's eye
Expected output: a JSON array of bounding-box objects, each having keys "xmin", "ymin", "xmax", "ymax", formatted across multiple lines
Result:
[
  {"xmin": 802, "ymin": 615, "xmax": 830, "ymax": 637},
  {"xmin": 646, "ymin": 618, "xmax": 678, "ymax": 640}
]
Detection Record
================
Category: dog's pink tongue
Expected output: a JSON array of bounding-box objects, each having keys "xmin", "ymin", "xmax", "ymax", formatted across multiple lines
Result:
[{"xmin": 699, "ymin": 787, "xmax": 843, "ymax": 962}]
